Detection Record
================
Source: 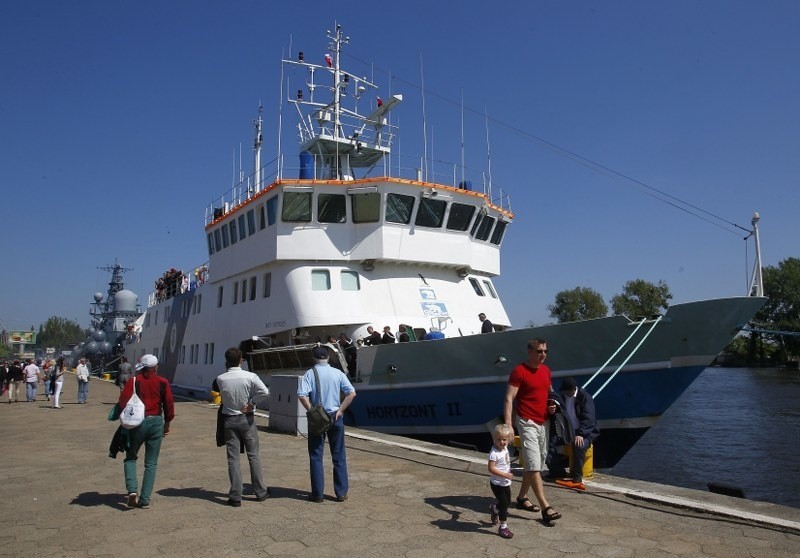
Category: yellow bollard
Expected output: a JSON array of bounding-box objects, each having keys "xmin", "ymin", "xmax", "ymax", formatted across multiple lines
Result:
[
  {"xmin": 562, "ymin": 443, "xmax": 594, "ymax": 479},
  {"xmin": 210, "ymin": 390, "xmax": 221, "ymax": 405},
  {"xmin": 103, "ymin": 373, "xmax": 111, "ymax": 381}
]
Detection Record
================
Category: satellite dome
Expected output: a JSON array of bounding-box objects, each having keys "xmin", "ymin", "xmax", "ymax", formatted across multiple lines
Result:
[
  {"xmin": 92, "ymin": 330, "xmax": 107, "ymax": 343},
  {"xmin": 85, "ymin": 341, "xmax": 99, "ymax": 354},
  {"xmin": 94, "ymin": 292, "xmax": 104, "ymax": 303},
  {"xmin": 114, "ymin": 289, "xmax": 138, "ymax": 312}
]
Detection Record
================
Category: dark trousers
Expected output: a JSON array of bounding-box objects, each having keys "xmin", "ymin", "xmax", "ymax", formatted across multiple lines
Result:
[{"xmin": 490, "ymin": 483, "xmax": 511, "ymax": 522}]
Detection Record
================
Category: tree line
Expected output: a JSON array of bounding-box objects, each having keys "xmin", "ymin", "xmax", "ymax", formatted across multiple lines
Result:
[{"xmin": 546, "ymin": 257, "xmax": 800, "ymax": 366}]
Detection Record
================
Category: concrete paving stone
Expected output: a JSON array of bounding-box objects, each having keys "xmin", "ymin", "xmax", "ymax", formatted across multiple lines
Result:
[{"xmin": 3, "ymin": 381, "xmax": 800, "ymax": 558}]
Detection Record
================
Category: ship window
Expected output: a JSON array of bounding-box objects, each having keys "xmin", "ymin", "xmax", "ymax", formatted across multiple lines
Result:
[
  {"xmin": 189, "ymin": 344, "xmax": 193, "ymax": 364},
  {"xmin": 415, "ymin": 197, "xmax": 447, "ymax": 228},
  {"xmin": 145, "ymin": 312, "xmax": 151, "ymax": 328},
  {"xmin": 483, "ymin": 280, "xmax": 497, "ymax": 299},
  {"xmin": 228, "ymin": 219, "xmax": 239, "ymax": 244},
  {"xmin": 226, "ymin": 221, "xmax": 234, "ymax": 246},
  {"xmin": 351, "ymin": 192, "xmax": 380, "ymax": 223},
  {"xmin": 446, "ymin": 203, "xmax": 477, "ymax": 231},
  {"xmin": 341, "ymin": 270, "xmax": 360, "ymax": 291},
  {"xmin": 386, "ymin": 193, "xmax": 415, "ymax": 224},
  {"xmin": 282, "ymin": 192, "xmax": 312, "ymax": 222},
  {"xmin": 233, "ymin": 282, "xmax": 239, "ymax": 304},
  {"xmin": 209, "ymin": 342, "xmax": 215, "ymax": 365},
  {"xmin": 195, "ymin": 294, "xmax": 202, "ymax": 314},
  {"xmin": 318, "ymin": 193, "xmax": 347, "ymax": 223},
  {"xmin": 207, "ymin": 233, "xmax": 214, "ymax": 255},
  {"xmin": 204, "ymin": 343, "xmax": 210, "ymax": 364},
  {"xmin": 247, "ymin": 210, "xmax": 256, "ymax": 235},
  {"xmin": 180, "ymin": 345, "xmax": 185, "ymax": 364},
  {"xmin": 241, "ymin": 279, "xmax": 247, "ymax": 303},
  {"xmin": 214, "ymin": 229, "xmax": 222, "ymax": 252},
  {"xmin": 217, "ymin": 286, "xmax": 223, "ymax": 308},
  {"xmin": 311, "ymin": 269, "xmax": 331, "ymax": 291},
  {"xmin": 266, "ymin": 196, "xmax": 278, "ymax": 225},
  {"xmin": 469, "ymin": 278, "xmax": 485, "ymax": 296},
  {"xmin": 238, "ymin": 215, "xmax": 246, "ymax": 240},
  {"xmin": 475, "ymin": 215, "xmax": 495, "ymax": 241},
  {"xmin": 154, "ymin": 310, "xmax": 158, "ymax": 325},
  {"xmin": 490, "ymin": 220, "xmax": 507, "ymax": 245},
  {"xmin": 258, "ymin": 204, "xmax": 266, "ymax": 230},
  {"xmin": 250, "ymin": 276, "xmax": 257, "ymax": 300},
  {"xmin": 470, "ymin": 212, "xmax": 483, "ymax": 237},
  {"xmin": 263, "ymin": 272, "xmax": 271, "ymax": 298}
]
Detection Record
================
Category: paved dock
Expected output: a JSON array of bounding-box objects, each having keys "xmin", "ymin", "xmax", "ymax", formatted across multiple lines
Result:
[{"xmin": 2, "ymin": 375, "xmax": 799, "ymax": 557}]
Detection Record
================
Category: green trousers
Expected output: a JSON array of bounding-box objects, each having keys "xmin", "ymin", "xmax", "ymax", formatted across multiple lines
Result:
[{"xmin": 123, "ymin": 416, "xmax": 164, "ymax": 505}]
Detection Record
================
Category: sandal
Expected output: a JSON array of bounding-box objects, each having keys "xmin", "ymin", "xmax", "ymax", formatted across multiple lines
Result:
[
  {"xmin": 498, "ymin": 526, "xmax": 514, "ymax": 539},
  {"xmin": 541, "ymin": 506, "xmax": 562, "ymax": 522},
  {"xmin": 515, "ymin": 497, "xmax": 540, "ymax": 512}
]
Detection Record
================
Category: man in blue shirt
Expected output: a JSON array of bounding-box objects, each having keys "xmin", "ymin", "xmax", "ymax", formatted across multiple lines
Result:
[{"xmin": 297, "ymin": 345, "xmax": 357, "ymax": 502}]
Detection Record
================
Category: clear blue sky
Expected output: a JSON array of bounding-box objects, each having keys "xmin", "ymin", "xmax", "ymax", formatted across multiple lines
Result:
[{"xmin": 1, "ymin": 1, "xmax": 797, "ymax": 333}]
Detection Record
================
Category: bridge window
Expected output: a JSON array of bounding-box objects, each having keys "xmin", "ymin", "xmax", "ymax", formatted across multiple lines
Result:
[
  {"xmin": 282, "ymin": 192, "xmax": 312, "ymax": 222},
  {"xmin": 214, "ymin": 229, "xmax": 222, "ymax": 252},
  {"xmin": 490, "ymin": 220, "xmax": 507, "ymax": 245},
  {"xmin": 228, "ymin": 220, "xmax": 236, "ymax": 245},
  {"xmin": 351, "ymin": 192, "xmax": 380, "ymax": 223},
  {"xmin": 238, "ymin": 215, "xmax": 246, "ymax": 241},
  {"xmin": 247, "ymin": 210, "xmax": 256, "ymax": 235},
  {"xmin": 446, "ymin": 203, "xmax": 476, "ymax": 231},
  {"xmin": 475, "ymin": 215, "xmax": 495, "ymax": 241},
  {"xmin": 318, "ymin": 193, "xmax": 347, "ymax": 223},
  {"xmin": 207, "ymin": 233, "xmax": 214, "ymax": 255},
  {"xmin": 259, "ymin": 204, "xmax": 266, "ymax": 230},
  {"xmin": 266, "ymin": 196, "xmax": 278, "ymax": 225},
  {"xmin": 483, "ymin": 280, "xmax": 497, "ymax": 298},
  {"xmin": 311, "ymin": 269, "xmax": 331, "ymax": 291},
  {"xmin": 386, "ymin": 193, "xmax": 415, "ymax": 224},
  {"xmin": 415, "ymin": 197, "xmax": 447, "ymax": 228},
  {"xmin": 341, "ymin": 270, "xmax": 360, "ymax": 291}
]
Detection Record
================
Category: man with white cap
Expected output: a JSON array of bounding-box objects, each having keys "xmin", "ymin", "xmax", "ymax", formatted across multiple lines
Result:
[
  {"xmin": 297, "ymin": 345, "xmax": 356, "ymax": 502},
  {"xmin": 117, "ymin": 354, "xmax": 175, "ymax": 509}
]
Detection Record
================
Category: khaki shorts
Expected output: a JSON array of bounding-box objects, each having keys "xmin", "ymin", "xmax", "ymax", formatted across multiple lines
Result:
[{"xmin": 516, "ymin": 416, "xmax": 548, "ymax": 472}]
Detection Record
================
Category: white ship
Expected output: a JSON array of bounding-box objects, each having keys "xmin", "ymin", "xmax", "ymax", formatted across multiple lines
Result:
[{"xmin": 122, "ymin": 24, "xmax": 765, "ymax": 466}]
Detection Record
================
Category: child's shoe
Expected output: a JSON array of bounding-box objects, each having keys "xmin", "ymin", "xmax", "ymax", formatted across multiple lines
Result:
[
  {"xmin": 498, "ymin": 526, "xmax": 513, "ymax": 539},
  {"xmin": 489, "ymin": 504, "xmax": 499, "ymax": 525}
]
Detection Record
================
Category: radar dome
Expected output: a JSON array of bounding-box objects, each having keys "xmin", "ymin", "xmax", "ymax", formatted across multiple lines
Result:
[
  {"xmin": 85, "ymin": 341, "xmax": 99, "ymax": 354},
  {"xmin": 92, "ymin": 330, "xmax": 107, "ymax": 343},
  {"xmin": 114, "ymin": 289, "xmax": 138, "ymax": 312},
  {"xmin": 100, "ymin": 341, "xmax": 112, "ymax": 354},
  {"xmin": 94, "ymin": 292, "xmax": 104, "ymax": 303}
]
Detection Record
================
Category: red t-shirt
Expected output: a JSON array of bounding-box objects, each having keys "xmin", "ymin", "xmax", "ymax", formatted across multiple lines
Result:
[
  {"xmin": 118, "ymin": 372, "xmax": 175, "ymax": 422},
  {"xmin": 508, "ymin": 362, "xmax": 551, "ymax": 424}
]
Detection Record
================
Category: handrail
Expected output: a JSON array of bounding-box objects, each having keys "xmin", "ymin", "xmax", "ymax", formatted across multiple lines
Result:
[
  {"xmin": 592, "ymin": 315, "xmax": 663, "ymax": 399},
  {"xmin": 581, "ymin": 318, "xmax": 648, "ymax": 391}
]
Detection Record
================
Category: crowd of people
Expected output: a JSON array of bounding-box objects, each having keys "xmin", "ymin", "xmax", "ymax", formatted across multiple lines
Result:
[{"xmin": 1, "ymin": 356, "xmax": 73, "ymax": 408}]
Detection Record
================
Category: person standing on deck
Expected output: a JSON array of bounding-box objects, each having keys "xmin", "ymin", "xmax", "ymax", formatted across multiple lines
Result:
[{"xmin": 479, "ymin": 313, "xmax": 494, "ymax": 333}]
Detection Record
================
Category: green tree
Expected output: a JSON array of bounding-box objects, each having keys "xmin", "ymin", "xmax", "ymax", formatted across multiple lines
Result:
[
  {"xmin": 548, "ymin": 287, "xmax": 608, "ymax": 323},
  {"xmin": 36, "ymin": 317, "xmax": 85, "ymax": 350},
  {"xmin": 752, "ymin": 257, "xmax": 800, "ymax": 364},
  {"xmin": 611, "ymin": 279, "xmax": 672, "ymax": 318}
]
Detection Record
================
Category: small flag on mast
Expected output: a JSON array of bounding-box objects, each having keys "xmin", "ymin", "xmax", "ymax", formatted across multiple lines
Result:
[{"xmin": 324, "ymin": 53, "xmax": 332, "ymax": 67}]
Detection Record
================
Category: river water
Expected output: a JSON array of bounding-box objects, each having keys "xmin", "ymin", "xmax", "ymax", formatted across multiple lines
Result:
[{"xmin": 609, "ymin": 367, "xmax": 800, "ymax": 509}]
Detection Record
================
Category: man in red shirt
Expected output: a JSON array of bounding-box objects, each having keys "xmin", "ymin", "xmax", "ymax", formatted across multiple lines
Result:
[
  {"xmin": 503, "ymin": 339, "xmax": 562, "ymax": 522},
  {"xmin": 117, "ymin": 354, "xmax": 175, "ymax": 509}
]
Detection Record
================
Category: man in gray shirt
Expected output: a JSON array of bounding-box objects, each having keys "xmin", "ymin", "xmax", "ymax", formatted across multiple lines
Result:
[{"xmin": 212, "ymin": 347, "xmax": 270, "ymax": 507}]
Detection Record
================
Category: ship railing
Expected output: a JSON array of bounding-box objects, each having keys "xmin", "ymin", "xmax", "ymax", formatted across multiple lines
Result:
[
  {"xmin": 205, "ymin": 152, "xmax": 513, "ymax": 227},
  {"xmin": 146, "ymin": 261, "xmax": 210, "ymax": 308}
]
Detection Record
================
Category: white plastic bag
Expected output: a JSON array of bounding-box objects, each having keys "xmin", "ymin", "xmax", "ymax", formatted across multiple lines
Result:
[{"xmin": 120, "ymin": 376, "xmax": 145, "ymax": 429}]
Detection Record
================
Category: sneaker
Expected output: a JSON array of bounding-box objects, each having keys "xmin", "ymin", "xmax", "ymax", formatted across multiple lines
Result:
[
  {"xmin": 498, "ymin": 527, "xmax": 514, "ymax": 539},
  {"xmin": 335, "ymin": 494, "xmax": 348, "ymax": 502},
  {"xmin": 127, "ymin": 493, "xmax": 138, "ymax": 508},
  {"xmin": 555, "ymin": 479, "xmax": 586, "ymax": 490},
  {"xmin": 136, "ymin": 500, "xmax": 150, "ymax": 509},
  {"xmin": 255, "ymin": 489, "xmax": 270, "ymax": 502},
  {"xmin": 489, "ymin": 504, "xmax": 499, "ymax": 526},
  {"xmin": 225, "ymin": 499, "xmax": 241, "ymax": 507}
]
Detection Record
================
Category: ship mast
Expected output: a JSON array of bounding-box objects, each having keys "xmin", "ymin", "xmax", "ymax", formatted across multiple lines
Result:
[
  {"xmin": 253, "ymin": 104, "xmax": 263, "ymax": 193},
  {"xmin": 748, "ymin": 212, "xmax": 764, "ymax": 297}
]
